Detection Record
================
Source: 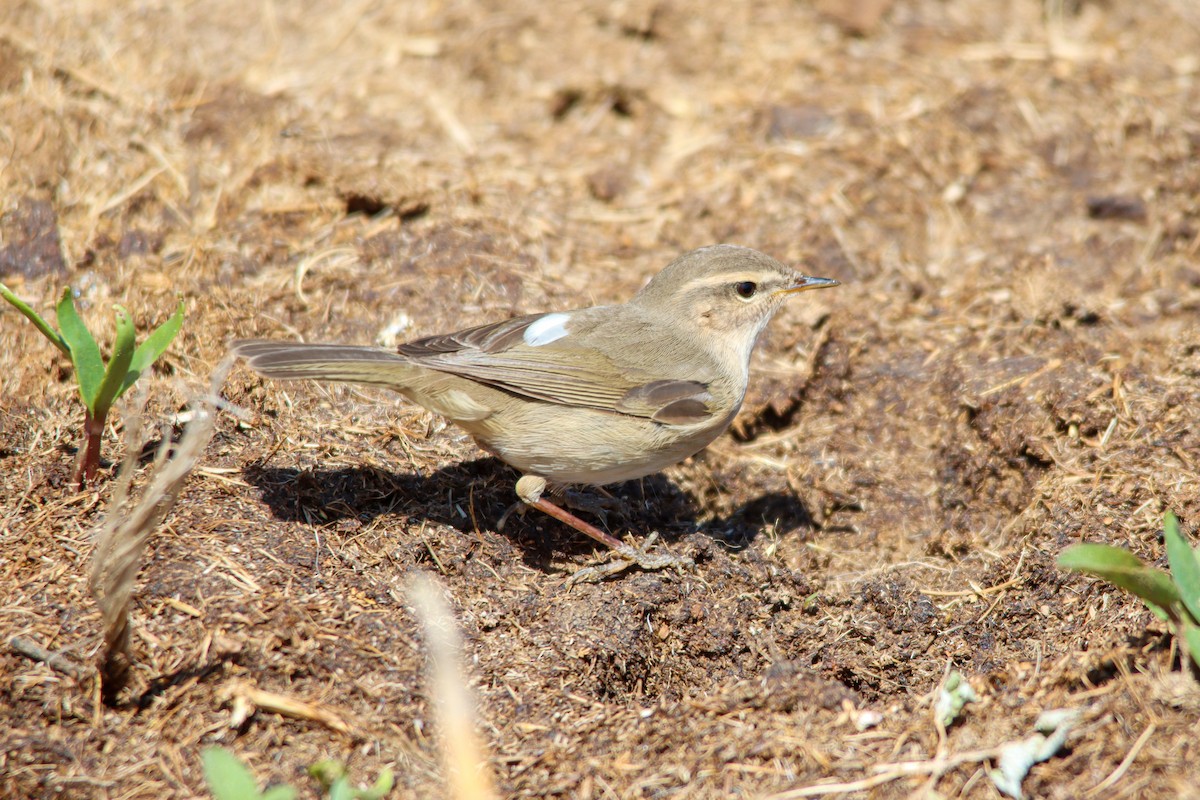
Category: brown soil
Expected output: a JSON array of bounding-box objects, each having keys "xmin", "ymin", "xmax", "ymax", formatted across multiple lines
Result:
[{"xmin": 3, "ymin": 1, "xmax": 1200, "ymax": 798}]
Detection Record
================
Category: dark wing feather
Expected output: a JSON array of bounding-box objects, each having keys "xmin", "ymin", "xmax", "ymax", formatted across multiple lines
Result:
[
  {"xmin": 396, "ymin": 314, "xmax": 717, "ymax": 425},
  {"xmin": 398, "ymin": 313, "xmax": 546, "ymax": 356},
  {"xmin": 617, "ymin": 379, "xmax": 714, "ymax": 424}
]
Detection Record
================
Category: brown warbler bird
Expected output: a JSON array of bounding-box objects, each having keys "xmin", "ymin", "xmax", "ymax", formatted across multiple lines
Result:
[{"xmin": 233, "ymin": 245, "xmax": 838, "ymax": 581}]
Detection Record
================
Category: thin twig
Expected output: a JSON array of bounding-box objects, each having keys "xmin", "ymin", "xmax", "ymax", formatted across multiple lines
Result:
[
  {"xmin": 9, "ymin": 636, "xmax": 90, "ymax": 681},
  {"xmin": 767, "ymin": 746, "xmax": 1005, "ymax": 798},
  {"xmin": 225, "ymin": 682, "xmax": 353, "ymax": 735},
  {"xmin": 1085, "ymin": 723, "xmax": 1155, "ymax": 797}
]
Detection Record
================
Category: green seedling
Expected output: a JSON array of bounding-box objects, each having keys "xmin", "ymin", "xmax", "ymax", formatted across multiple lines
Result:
[
  {"xmin": 1058, "ymin": 511, "xmax": 1200, "ymax": 669},
  {"xmin": 309, "ymin": 759, "xmax": 395, "ymax": 800},
  {"xmin": 1, "ymin": 283, "xmax": 183, "ymax": 489},
  {"xmin": 202, "ymin": 747, "xmax": 296, "ymax": 800},
  {"xmin": 200, "ymin": 748, "xmax": 394, "ymax": 800}
]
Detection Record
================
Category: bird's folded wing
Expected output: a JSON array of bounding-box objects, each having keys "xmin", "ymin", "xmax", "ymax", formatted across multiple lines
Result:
[
  {"xmin": 397, "ymin": 315, "xmax": 716, "ymax": 424},
  {"xmin": 615, "ymin": 379, "xmax": 714, "ymax": 425},
  {"xmin": 395, "ymin": 313, "xmax": 545, "ymax": 355}
]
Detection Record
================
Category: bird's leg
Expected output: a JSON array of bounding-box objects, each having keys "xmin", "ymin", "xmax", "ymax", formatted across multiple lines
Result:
[
  {"xmin": 514, "ymin": 476, "xmax": 626, "ymax": 550},
  {"xmin": 499, "ymin": 483, "xmax": 626, "ymax": 532},
  {"xmin": 514, "ymin": 475, "xmax": 693, "ymax": 584}
]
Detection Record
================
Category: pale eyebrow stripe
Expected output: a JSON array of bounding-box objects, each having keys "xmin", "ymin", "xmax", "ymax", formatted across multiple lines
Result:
[{"xmin": 690, "ymin": 273, "xmax": 761, "ymax": 288}]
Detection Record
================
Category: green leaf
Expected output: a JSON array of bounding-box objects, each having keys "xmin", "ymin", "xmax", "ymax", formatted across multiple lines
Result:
[
  {"xmin": 0, "ymin": 282, "xmax": 70, "ymax": 355},
  {"xmin": 1058, "ymin": 543, "xmax": 1145, "ymax": 571},
  {"xmin": 1058, "ymin": 543, "xmax": 1181, "ymax": 611},
  {"xmin": 120, "ymin": 298, "xmax": 184, "ymax": 396},
  {"xmin": 329, "ymin": 778, "xmax": 351, "ymax": 800},
  {"xmin": 261, "ymin": 787, "xmax": 297, "ymax": 800},
  {"xmin": 1181, "ymin": 618, "xmax": 1200, "ymax": 671},
  {"xmin": 322, "ymin": 768, "xmax": 392, "ymax": 800},
  {"xmin": 308, "ymin": 759, "xmax": 346, "ymax": 788},
  {"xmin": 202, "ymin": 747, "xmax": 261, "ymax": 800},
  {"xmin": 90, "ymin": 306, "xmax": 137, "ymax": 419},
  {"xmin": 56, "ymin": 288, "xmax": 106, "ymax": 409},
  {"xmin": 1164, "ymin": 512, "xmax": 1200, "ymax": 624},
  {"xmin": 359, "ymin": 768, "xmax": 393, "ymax": 799},
  {"xmin": 1145, "ymin": 600, "xmax": 1170, "ymax": 622}
]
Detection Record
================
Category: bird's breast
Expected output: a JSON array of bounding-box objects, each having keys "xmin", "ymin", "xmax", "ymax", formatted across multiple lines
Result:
[{"xmin": 468, "ymin": 401, "xmax": 737, "ymax": 486}]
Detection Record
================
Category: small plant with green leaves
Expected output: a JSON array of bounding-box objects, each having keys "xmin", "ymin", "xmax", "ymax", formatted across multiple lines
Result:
[
  {"xmin": 1058, "ymin": 511, "xmax": 1200, "ymax": 670},
  {"xmin": 0, "ymin": 283, "xmax": 183, "ymax": 489},
  {"xmin": 309, "ymin": 759, "xmax": 395, "ymax": 800},
  {"xmin": 201, "ymin": 748, "xmax": 394, "ymax": 800},
  {"xmin": 202, "ymin": 747, "xmax": 296, "ymax": 800}
]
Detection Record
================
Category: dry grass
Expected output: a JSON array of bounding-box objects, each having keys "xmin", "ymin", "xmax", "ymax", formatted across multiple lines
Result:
[
  {"xmin": 3, "ymin": 0, "xmax": 1200, "ymax": 798},
  {"xmin": 89, "ymin": 361, "xmax": 230, "ymax": 702}
]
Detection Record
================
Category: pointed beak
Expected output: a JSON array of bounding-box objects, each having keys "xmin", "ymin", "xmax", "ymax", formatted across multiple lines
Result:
[{"xmin": 779, "ymin": 275, "xmax": 840, "ymax": 295}]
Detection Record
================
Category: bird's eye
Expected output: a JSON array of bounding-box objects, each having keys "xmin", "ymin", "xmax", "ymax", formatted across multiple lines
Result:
[{"xmin": 734, "ymin": 281, "xmax": 757, "ymax": 299}]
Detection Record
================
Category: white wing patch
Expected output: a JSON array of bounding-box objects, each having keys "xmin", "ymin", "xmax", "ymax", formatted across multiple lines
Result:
[{"xmin": 523, "ymin": 312, "xmax": 571, "ymax": 346}]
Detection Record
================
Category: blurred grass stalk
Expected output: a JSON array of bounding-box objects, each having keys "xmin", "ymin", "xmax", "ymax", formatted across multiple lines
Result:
[
  {"xmin": 409, "ymin": 573, "xmax": 498, "ymax": 800},
  {"xmin": 89, "ymin": 357, "xmax": 233, "ymax": 703}
]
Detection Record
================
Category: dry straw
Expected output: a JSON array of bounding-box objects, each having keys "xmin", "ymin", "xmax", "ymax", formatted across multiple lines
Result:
[
  {"xmin": 89, "ymin": 356, "xmax": 235, "ymax": 703},
  {"xmin": 409, "ymin": 572, "xmax": 499, "ymax": 800}
]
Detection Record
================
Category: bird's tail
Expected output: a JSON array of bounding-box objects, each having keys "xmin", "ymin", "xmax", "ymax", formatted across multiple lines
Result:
[{"xmin": 232, "ymin": 339, "xmax": 417, "ymax": 389}]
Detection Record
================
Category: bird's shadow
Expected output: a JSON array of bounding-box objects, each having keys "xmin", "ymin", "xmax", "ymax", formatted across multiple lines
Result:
[{"xmin": 242, "ymin": 456, "xmax": 816, "ymax": 572}]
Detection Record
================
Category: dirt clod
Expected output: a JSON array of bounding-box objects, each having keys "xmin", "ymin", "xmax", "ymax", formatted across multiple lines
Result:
[{"xmin": 3, "ymin": 2, "xmax": 1200, "ymax": 799}]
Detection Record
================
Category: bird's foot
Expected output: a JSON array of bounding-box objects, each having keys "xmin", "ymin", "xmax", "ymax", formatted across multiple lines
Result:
[{"xmin": 565, "ymin": 533, "xmax": 694, "ymax": 586}]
